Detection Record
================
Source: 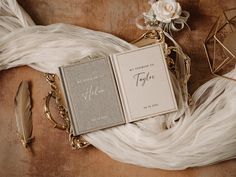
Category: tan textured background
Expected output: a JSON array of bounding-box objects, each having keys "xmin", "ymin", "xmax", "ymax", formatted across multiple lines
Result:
[{"xmin": 0, "ymin": 0, "xmax": 236, "ymax": 177}]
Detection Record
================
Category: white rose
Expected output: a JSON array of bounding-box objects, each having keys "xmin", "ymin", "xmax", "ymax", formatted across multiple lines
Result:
[{"xmin": 151, "ymin": 0, "xmax": 182, "ymax": 23}]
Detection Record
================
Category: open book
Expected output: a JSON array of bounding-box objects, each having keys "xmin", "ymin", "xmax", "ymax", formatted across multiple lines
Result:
[{"xmin": 59, "ymin": 44, "xmax": 177, "ymax": 135}]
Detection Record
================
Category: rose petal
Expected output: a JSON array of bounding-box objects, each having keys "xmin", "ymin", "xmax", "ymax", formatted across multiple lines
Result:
[
  {"xmin": 175, "ymin": 3, "xmax": 182, "ymax": 16},
  {"xmin": 150, "ymin": 0, "xmax": 181, "ymax": 23}
]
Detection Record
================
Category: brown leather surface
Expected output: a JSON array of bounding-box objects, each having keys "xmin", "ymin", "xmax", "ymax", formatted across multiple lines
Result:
[{"xmin": 0, "ymin": 0, "xmax": 236, "ymax": 177}]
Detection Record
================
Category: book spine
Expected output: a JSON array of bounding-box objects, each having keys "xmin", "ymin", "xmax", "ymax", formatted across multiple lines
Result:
[
  {"xmin": 107, "ymin": 57, "xmax": 126, "ymax": 124},
  {"xmin": 59, "ymin": 67, "xmax": 78, "ymax": 135},
  {"xmin": 109, "ymin": 55, "xmax": 130, "ymax": 123}
]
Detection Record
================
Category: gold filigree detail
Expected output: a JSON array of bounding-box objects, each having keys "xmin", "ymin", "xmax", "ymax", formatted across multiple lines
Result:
[{"xmin": 43, "ymin": 73, "xmax": 90, "ymax": 149}]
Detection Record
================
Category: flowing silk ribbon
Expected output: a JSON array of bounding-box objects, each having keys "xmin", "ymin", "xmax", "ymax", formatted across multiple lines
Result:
[{"xmin": 136, "ymin": 10, "xmax": 190, "ymax": 34}]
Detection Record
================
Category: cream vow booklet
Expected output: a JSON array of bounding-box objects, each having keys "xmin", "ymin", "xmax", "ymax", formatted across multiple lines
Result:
[{"xmin": 59, "ymin": 44, "xmax": 177, "ymax": 135}]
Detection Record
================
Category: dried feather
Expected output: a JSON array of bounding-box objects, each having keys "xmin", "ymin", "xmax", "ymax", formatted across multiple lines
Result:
[{"xmin": 14, "ymin": 81, "xmax": 33, "ymax": 148}]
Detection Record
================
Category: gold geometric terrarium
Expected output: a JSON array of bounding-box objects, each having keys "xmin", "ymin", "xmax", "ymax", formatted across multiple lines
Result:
[{"xmin": 203, "ymin": 8, "xmax": 236, "ymax": 81}]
